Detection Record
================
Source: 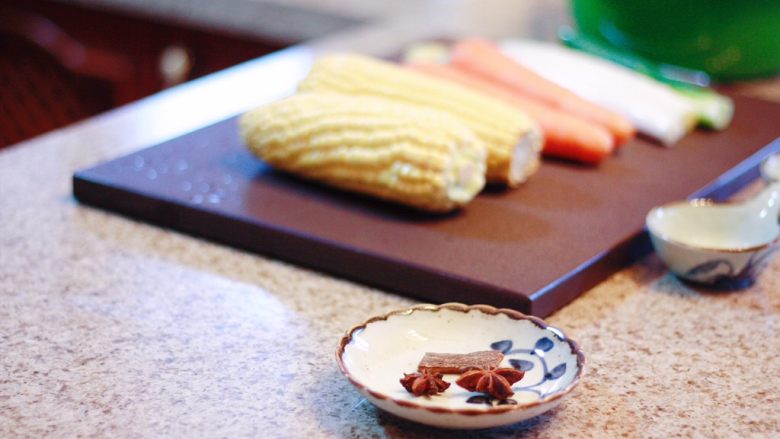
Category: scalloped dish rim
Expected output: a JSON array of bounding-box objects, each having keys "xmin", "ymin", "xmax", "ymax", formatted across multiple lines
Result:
[{"xmin": 335, "ymin": 303, "xmax": 586, "ymax": 420}]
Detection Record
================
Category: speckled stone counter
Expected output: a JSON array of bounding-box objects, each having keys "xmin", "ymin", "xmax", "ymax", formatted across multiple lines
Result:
[{"xmin": 2, "ymin": 1, "xmax": 780, "ymax": 437}]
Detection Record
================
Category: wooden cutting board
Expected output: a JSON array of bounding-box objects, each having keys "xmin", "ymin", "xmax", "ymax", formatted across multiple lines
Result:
[{"xmin": 74, "ymin": 95, "xmax": 780, "ymax": 316}]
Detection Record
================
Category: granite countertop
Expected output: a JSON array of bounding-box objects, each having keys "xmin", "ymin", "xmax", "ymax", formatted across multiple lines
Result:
[{"xmin": 2, "ymin": 1, "xmax": 780, "ymax": 437}]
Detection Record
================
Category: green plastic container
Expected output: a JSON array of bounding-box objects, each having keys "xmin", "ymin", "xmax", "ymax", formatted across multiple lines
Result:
[{"xmin": 571, "ymin": 0, "xmax": 780, "ymax": 81}]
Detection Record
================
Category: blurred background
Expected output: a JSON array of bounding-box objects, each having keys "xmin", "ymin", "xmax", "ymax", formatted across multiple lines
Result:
[
  {"xmin": 2, "ymin": 0, "xmax": 778, "ymax": 148},
  {"xmin": 0, "ymin": 0, "xmax": 366, "ymax": 147}
]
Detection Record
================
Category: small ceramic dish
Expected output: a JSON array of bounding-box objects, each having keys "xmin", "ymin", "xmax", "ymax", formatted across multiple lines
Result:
[
  {"xmin": 336, "ymin": 303, "xmax": 585, "ymax": 429},
  {"xmin": 646, "ymin": 183, "xmax": 780, "ymax": 288}
]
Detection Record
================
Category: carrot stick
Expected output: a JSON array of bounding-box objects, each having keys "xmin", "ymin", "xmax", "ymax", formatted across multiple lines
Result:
[
  {"xmin": 408, "ymin": 62, "xmax": 615, "ymax": 164},
  {"xmin": 450, "ymin": 38, "xmax": 635, "ymax": 145}
]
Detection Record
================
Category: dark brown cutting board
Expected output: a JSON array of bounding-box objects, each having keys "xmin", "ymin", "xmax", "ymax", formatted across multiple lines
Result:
[{"xmin": 73, "ymin": 95, "xmax": 780, "ymax": 316}]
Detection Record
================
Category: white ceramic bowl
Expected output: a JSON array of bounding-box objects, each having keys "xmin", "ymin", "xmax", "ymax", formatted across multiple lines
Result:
[
  {"xmin": 646, "ymin": 186, "xmax": 780, "ymax": 288},
  {"xmin": 336, "ymin": 303, "xmax": 585, "ymax": 429}
]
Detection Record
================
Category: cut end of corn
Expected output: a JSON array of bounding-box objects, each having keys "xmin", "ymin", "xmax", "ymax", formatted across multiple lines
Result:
[
  {"xmin": 508, "ymin": 128, "xmax": 544, "ymax": 186},
  {"xmin": 299, "ymin": 53, "xmax": 543, "ymax": 186}
]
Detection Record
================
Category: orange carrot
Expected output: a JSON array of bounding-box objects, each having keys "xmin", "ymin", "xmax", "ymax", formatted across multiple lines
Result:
[
  {"xmin": 450, "ymin": 38, "xmax": 635, "ymax": 146},
  {"xmin": 408, "ymin": 62, "xmax": 615, "ymax": 164}
]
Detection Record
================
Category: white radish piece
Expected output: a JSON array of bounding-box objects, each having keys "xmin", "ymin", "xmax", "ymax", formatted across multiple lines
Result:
[{"xmin": 500, "ymin": 39, "xmax": 698, "ymax": 146}]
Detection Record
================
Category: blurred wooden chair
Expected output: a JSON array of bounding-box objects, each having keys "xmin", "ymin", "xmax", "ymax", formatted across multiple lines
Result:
[{"xmin": 0, "ymin": 5, "xmax": 132, "ymax": 148}]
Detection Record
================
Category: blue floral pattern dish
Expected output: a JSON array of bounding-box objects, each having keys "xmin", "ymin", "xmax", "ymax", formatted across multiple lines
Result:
[
  {"xmin": 682, "ymin": 246, "xmax": 778, "ymax": 289},
  {"xmin": 647, "ymin": 183, "xmax": 780, "ymax": 289},
  {"xmin": 455, "ymin": 337, "xmax": 571, "ymax": 407},
  {"xmin": 337, "ymin": 303, "xmax": 585, "ymax": 429}
]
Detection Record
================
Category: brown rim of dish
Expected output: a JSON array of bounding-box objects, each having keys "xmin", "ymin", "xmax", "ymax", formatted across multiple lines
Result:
[
  {"xmin": 646, "ymin": 200, "xmax": 780, "ymax": 254},
  {"xmin": 335, "ymin": 303, "xmax": 586, "ymax": 416}
]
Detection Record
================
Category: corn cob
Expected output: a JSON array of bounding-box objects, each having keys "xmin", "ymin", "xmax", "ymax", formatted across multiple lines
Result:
[
  {"xmin": 298, "ymin": 53, "xmax": 543, "ymax": 186},
  {"xmin": 240, "ymin": 92, "xmax": 487, "ymax": 212}
]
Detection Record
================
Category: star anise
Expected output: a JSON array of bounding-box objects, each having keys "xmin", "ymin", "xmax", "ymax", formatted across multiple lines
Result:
[
  {"xmin": 455, "ymin": 367, "xmax": 525, "ymax": 399},
  {"xmin": 400, "ymin": 371, "xmax": 450, "ymax": 396}
]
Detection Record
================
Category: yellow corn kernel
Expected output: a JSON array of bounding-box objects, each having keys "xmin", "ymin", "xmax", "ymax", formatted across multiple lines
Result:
[
  {"xmin": 240, "ymin": 92, "xmax": 487, "ymax": 212},
  {"xmin": 298, "ymin": 53, "xmax": 543, "ymax": 186}
]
